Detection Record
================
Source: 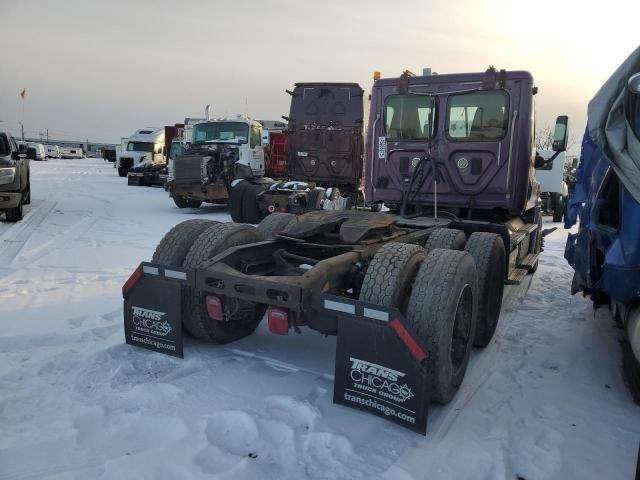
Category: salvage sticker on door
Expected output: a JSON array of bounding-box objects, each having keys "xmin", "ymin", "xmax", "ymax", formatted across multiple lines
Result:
[
  {"xmin": 333, "ymin": 311, "xmax": 428, "ymax": 434},
  {"xmin": 378, "ymin": 136, "xmax": 387, "ymax": 159}
]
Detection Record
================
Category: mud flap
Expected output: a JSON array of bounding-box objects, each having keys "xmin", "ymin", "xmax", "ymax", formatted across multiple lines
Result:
[
  {"xmin": 122, "ymin": 262, "xmax": 191, "ymax": 358},
  {"xmin": 322, "ymin": 294, "xmax": 430, "ymax": 434}
]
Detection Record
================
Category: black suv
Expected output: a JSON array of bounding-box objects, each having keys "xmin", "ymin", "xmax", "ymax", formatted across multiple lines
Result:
[{"xmin": 0, "ymin": 131, "xmax": 30, "ymax": 222}]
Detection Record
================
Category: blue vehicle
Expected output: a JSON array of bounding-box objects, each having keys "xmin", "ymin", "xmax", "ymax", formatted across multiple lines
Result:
[{"xmin": 565, "ymin": 46, "xmax": 640, "ymax": 388}]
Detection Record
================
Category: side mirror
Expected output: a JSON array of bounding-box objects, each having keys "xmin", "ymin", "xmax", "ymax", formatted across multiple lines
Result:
[
  {"xmin": 18, "ymin": 144, "xmax": 26, "ymax": 153},
  {"xmin": 629, "ymin": 73, "xmax": 640, "ymax": 94},
  {"xmin": 534, "ymin": 154, "xmax": 546, "ymax": 168},
  {"xmin": 552, "ymin": 115, "xmax": 569, "ymax": 152}
]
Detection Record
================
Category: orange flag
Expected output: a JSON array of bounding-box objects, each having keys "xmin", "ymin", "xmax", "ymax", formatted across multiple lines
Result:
[{"xmin": 20, "ymin": 88, "xmax": 26, "ymax": 99}]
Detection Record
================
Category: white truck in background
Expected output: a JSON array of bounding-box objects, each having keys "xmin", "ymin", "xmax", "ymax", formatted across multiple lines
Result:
[
  {"xmin": 45, "ymin": 145, "xmax": 61, "ymax": 158},
  {"xmin": 535, "ymin": 149, "xmax": 569, "ymax": 222},
  {"xmin": 60, "ymin": 147, "xmax": 84, "ymax": 159},
  {"xmin": 27, "ymin": 142, "xmax": 46, "ymax": 161},
  {"xmin": 116, "ymin": 127, "xmax": 165, "ymax": 177}
]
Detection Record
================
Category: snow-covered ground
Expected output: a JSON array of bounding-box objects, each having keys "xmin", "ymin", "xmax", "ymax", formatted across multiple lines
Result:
[{"xmin": 0, "ymin": 158, "xmax": 638, "ymax": 480}]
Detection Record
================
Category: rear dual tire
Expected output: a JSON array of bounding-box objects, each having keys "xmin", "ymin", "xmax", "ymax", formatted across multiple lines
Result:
[
  {"xmin": 425, "ymin": 228, "xmax": 467, "ymax": 253},
  {"xmin": 257, "ymin": 212, "xmax": 296, "ymax": 239},
  {"xmin": 229, "ymin": 182, "xmax": 266, "ymax": 224},
  {"xmin": 182, "ymin": 223, "xmax": 265, "ymax": 342},
  {"xmin": 464, "ymin": 233, "xmax": 505, "ymax": 347},
  {"xmin": 359, "ymin": 242, "xmax": 478, "ymax": 404},
  {"xmin": 151, "ymin": 220, "xmax": 266, "ymax": 344}
]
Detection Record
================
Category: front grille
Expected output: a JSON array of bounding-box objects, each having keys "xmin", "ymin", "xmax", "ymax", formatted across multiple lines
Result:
[
  {"xmin": 120, "ymin": 157, "xmax": 133, "ymax": 169},
  {"xmin": 175, "ymin": 155, "xmax": 202, "ymax": 181}
]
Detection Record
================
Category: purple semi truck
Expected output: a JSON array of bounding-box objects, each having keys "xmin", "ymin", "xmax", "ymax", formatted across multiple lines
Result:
[{"xmin": 121, "ymin": 68, "xmax": 567, "ymax": 433}]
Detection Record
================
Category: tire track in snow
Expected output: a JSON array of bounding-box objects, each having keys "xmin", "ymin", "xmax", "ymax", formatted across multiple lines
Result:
[{"xmin": 0, "ymin": 200, "xmax": 57, "ymax": 277}]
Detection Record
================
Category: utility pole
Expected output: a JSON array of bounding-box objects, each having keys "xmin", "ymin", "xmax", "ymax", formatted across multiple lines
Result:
[
  {"xmin": 21, "ymin": 123, "xmax": 24, "ymax": 142},
  {"xmin": 46, "ymin": 129, "xmax": 48, "ymax": 143}
]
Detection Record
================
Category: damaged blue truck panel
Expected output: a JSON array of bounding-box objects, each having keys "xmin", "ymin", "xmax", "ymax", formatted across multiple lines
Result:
[{"xmin": 565, "ymin": 46, "xmax": 640, "ymax": 364}]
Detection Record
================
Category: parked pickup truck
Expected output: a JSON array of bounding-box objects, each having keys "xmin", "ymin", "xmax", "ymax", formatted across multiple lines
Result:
[{"xmin": 0, "ymin": 130, "xmax": 30, "ymax": 222}]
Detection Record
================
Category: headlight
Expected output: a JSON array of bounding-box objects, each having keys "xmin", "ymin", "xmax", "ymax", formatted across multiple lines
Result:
[{"xmin": 0, "ymin": 167, "xmax": 16, "ymax": 185}]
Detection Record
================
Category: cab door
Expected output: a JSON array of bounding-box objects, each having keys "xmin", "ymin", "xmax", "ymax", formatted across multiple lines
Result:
[{"xmin": 249, "ymin": 124, "xmax": 265, "ymax": 175}]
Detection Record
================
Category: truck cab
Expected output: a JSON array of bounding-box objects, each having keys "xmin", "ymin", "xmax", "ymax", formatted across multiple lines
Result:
[
  {"xmin": 190, "ymin": 117, "xmax": 265, "ymax": 178},
  {"xmin": 367, "ymin": 70, "xmax": 544, "ymax": 219},
  {"xmin": 116, "ymin": 127, "xmax": 165, "ymax": 177},
  {"xmin": 166, "ymin": 117, "xmax": 266, "ymax": 208}
]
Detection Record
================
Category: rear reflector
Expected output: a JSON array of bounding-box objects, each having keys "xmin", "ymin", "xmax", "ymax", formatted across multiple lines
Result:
[
  {"xmin": 324, "ymin": 299, "xmax": 356, "ymax": 314},
  {"xmin": 390, "ymin": 319, "xmax": 427, "ymax": 362},
  {"xmin": 164, "ymin": 269, "xmax": 187, "ymax": 280},
  {"xmin": 363, "ymin": 307, "xmax": 389, "ymax": 322},
  {"xmin": 142, "ymin": 266, "xmax": 159, "ymax": 275},
  {"xmin": 122, "ymin": 267, "xmax": 142, "ymax": 297},
  {"xmin": 268, "ymin": 205, "xmax": 275, "ymax": 213},
  {"xmin": 206, "ymin": 296, "xmax": 224, "ymax": 321},
  {"xmin": 267, "ymin": 307, "xmax": 289, "ymax": 335}
]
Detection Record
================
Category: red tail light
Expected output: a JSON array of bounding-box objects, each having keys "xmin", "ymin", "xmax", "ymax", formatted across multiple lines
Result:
[
  {"xmin": 206, "ymin": 295, "xmax": 224, "ymax": 321},
  {"xmin": 267, "ymin": 307, "xmax": 289, "ymax": 335},
  {"xmin": 122, "ymin": 267, "xmax": 142, "ymax": 297}
]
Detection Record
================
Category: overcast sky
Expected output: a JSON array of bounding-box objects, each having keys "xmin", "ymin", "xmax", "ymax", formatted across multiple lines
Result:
[{"xmin": 0, "ymin": 0, "xmax": 638, "ymax": 152}]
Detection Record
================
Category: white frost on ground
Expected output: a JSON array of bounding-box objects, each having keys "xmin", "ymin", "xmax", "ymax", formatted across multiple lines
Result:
[{"xmin": 0, "ymin": 158, "xmax": 638, "ymax": 479}]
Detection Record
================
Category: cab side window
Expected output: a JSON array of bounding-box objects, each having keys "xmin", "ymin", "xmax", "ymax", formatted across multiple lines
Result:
[
  {"xmin": 0, "ymin": 134, "xmax": 10, "ymax": 156},
  {"xmin": 250, "ymin": 125, "xmax": 262, "ymax": 148}
]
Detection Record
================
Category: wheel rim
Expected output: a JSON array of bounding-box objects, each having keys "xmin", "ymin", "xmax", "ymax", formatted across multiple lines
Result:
[{"xmin": 450, "ymin": 284, "xmax": 473, "ymax": 373}]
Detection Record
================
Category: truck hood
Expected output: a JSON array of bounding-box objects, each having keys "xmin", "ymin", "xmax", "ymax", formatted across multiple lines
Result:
[{"xmin": 588, "ymin": 45, "xmax": 640, "ymax": 202}]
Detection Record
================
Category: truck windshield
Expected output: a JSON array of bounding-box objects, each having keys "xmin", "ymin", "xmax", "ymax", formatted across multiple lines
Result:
[
  {"xmin": 127, "ymin": 142, "xmax": 154, "ymax": 152},
  {"xmin": 446, "ymin": 91, "xmax": 508, "ymax": 141},
  {"xmin": 169, "ymin": 142, "xmax": 185, "ymax": 160},
  {"xmin": 193, "ymin": 122, "xmax": 248, "ymax": 144},
  {"xmin": 384, "ymin": 95, "xmax": 436, "ymax": 140}
]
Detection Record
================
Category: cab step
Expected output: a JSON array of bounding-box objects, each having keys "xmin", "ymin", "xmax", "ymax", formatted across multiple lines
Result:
[
  {"xmin": 510, "ymin": 232, "xmax": 528, "ymax": 249},
  {"xmin": 506, "ymin": 268, "xmax": 529, "ymax": 285},
  {"xmin": 518, "ymin": 253, "xmax": 539, "ymax": 272},
  {"xmin": 518, "ymin": 223, "xmax": 538, "ymax": 235}
]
